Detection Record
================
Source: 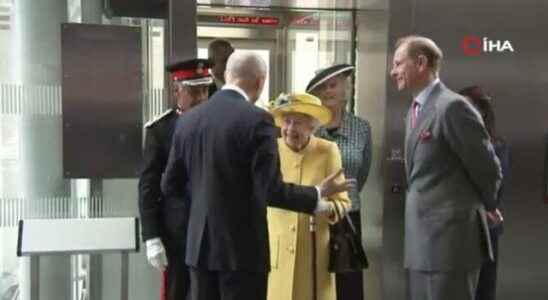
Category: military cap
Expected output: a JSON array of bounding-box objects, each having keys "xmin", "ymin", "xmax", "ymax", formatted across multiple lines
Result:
[{"xmin": 166, "ymin": 58, "xmax": 213, "ymax": 86}]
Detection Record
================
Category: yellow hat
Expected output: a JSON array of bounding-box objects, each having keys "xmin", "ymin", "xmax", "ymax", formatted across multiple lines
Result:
[{"xmin": 270, "ymin": 93, "xmax": 332, "ymax": 127}]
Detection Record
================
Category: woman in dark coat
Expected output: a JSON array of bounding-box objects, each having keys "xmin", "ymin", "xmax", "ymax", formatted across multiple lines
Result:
[
  {"xmin": 307, "ymin": 64, "xmax": 372, "ymax": 300},
  {"xmin": 459, "ymin": 85, "xmax": 510, "ymax": 300}
]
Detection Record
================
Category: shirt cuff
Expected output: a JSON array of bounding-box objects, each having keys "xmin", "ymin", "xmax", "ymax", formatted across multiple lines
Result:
[{"xmin": 314, "ymin": 186, "xmax": 330, "ymax": 213}]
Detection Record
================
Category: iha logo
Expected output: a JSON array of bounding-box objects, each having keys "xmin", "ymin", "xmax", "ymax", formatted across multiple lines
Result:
[{"xmin": 461, "ymin": 36, "xmax": 515, "ymax": 56}]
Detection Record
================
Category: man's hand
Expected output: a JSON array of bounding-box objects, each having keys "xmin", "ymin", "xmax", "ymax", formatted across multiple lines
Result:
[
  {"xmin": 146, "ymin": 238, "xmax": 168, "ymax": 271},
  {"xmin": 486, "ymin": 208, "xmax": 504, "ymax": 225},
  {"xmin": 317, "ymin": 169, "xmax": 356, "ymax": 198}
]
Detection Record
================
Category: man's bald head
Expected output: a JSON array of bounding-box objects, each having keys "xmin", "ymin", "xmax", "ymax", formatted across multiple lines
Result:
[
  {"xmin": 225, "ymin": 52, "xmax": 267, "ymax": 103},
  {"xmin": 225, "ymin": 52, "xmax": 267, "ymax": 81}
]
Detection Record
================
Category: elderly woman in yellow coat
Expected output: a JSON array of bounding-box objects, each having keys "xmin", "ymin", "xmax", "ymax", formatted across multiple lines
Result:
[{"xmin": 267, "ymin": 93, "xmax": 351, "ymax": 300}]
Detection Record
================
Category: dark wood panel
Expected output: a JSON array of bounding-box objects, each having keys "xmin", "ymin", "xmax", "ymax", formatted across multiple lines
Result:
[
  {"xmin": 105, "ymin": 0, "xmax": 166, "ymax": 19},
  {"xmin": 62, "ymin": 23, "xmax": 142, "ymax": 178}
]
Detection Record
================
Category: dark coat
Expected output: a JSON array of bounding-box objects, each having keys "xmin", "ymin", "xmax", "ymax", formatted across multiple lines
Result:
[
  {"xmin": 138, "ymin": 108, "xmax": 190, "ymax": 299},
  {"xmin": 138, "ymin": 109, "xmax": 189, "ymax": 253},
  {"xmin": 161, "ymin": 89, "xmax": 318, "ymax": 272}
]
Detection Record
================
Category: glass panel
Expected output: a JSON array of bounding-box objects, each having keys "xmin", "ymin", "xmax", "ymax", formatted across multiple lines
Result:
[
  {"xmin": 286, "ymin": 10, "xmax": 354, "ymax": 94},
  {"xmin": 0, "ymin": 82, "xmax": 71, "ymax": 299},
  {"xmin": 147, "ymin": 21, "xmax": 169, "ymax": 121},
  {"xmin": 291, "ymin": 31, "xmax": 320, "ymax": 92},
  {"xmin": 150, "ymin": 23, "xmax": 164, "ymax": 90},
  {"xmin": 198, "ymin": 47, "xmax": 271, "ymax": 107}
]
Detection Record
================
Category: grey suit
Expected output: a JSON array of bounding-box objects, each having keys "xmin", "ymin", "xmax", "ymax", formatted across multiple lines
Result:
[{"xmin": 404, "ymin": 82, "xmax": 502, "ymax": 300}]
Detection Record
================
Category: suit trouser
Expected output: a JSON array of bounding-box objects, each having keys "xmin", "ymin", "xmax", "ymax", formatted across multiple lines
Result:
[
  {"xmin": 162, "ymin": 204, "xmax": 190, "ymax": 300},
  {"xmin": 162, "ymin": 251, "xmax": 190, "ymax": 300},
  {"xmin": 189, "ymin": 267, "xmax": 267, "ymax": 300},
  {"xmin": 409, "ymin": 268, "xmax": 480, "ymax": 300},
  {"xmin": 475, "ymin": 229, "xmax": 499, "ymax": 300}
]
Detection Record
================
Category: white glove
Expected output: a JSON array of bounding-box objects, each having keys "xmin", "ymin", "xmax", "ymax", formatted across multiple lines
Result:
[{"xmin": 145, "ymin": 238, "xmax": 168, "ymax": 271}]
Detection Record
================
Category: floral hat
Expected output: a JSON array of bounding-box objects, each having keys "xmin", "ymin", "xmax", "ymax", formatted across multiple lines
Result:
[{"xmin": 269, "ymin": 93, "xmax": 332, "ymax": 127}]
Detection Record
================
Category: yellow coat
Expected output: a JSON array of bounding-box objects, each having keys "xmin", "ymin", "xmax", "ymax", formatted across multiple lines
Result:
[{"xmin": 267, "ymin": 136, "xmax": 351, "ymax": 300}]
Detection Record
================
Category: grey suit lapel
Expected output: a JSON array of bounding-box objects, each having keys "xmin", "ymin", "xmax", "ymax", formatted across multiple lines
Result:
[
  {"xmin": 405, "ymin": 83, "xmax": 442, "ymax": 178},
  {"xmin": 404, "ymin": 106, "xmax": 413, "ymax": 176}
]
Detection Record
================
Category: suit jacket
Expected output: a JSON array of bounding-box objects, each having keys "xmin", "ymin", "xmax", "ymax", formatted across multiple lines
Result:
[
  {"xmin": 404, "ymin": 82, "xmax": 502, "ymax": 271},
  {"xmin": 161, "ymin": 89, "xmax": 318, "ymax": 272},
  {"xmin": 267, "ymin": 137, "xmax": 350, "ymax": 300},
  {"xmin": 138, "ymin": 109, "xmax": 189, "ymax": 255}
]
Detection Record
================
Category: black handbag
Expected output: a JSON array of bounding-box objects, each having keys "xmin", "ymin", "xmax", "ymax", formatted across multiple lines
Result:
[{"xmin": 328, "ymin": 205, "xmax": 369, "ymax": 273}]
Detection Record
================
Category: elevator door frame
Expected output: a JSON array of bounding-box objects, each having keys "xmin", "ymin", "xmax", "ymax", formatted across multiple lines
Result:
[{"xmin": 198, "ymin": 25, "xmax": 285, "ymax": 104}]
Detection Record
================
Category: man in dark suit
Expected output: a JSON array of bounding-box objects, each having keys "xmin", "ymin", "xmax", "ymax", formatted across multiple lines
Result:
[
  {"xmin": 207, "ymin": 39, "xmax": 234, "ymax": 96},
  {"xmin": 161, "ymin": 52, "xmax": 353, "ymax": 300},
  {"xmin": 389, "ymin": 35, "xmax": 502, "ymax": 300},
  {"xmin": 138, "ymin": 58, "xmax": 212, "ymax": 300}
]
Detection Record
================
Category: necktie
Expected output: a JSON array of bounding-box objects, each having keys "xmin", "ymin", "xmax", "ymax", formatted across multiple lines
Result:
[{"xmin": 410, "ymin": 101, "xmax": 420, "ymax": 129}]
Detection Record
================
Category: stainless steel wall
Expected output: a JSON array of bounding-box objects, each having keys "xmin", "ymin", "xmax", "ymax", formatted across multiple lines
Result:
[
  {"xmin": 385, "ymin": 0, "xmax": 548, "ymax": 299},
  {"xmin": 355, "ymin": 6, "xmax": 389, "ymax": 300}
]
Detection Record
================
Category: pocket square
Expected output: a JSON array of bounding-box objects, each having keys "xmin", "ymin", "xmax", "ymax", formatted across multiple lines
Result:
[{"xmin": 419, "ymin": 130, "xmax": 432, "ymax": 141}]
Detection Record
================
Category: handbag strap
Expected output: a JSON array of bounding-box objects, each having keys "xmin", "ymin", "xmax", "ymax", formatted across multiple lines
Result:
[
  {"xmin": 344, "ymin": 212, "xmax": 358, "ymax": 233},
  {"xmin": 332, "ymin": 202, "xmax": 358, "ymax": 234}
]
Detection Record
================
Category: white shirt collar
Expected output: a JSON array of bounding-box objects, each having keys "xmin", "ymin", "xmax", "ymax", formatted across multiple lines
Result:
[
  {"xmin": 414, "ymin": 77, "xmax": 440, "ymax": 107},
  {"xmin": 214, "ymin": 78, "xmax": 224, "ymax": 89},
  {"xmin": 222, "ymin": 84, "xmax": 250, "ymax": 102}
]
